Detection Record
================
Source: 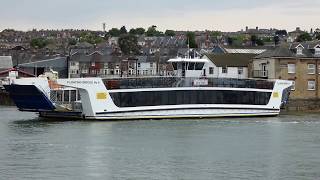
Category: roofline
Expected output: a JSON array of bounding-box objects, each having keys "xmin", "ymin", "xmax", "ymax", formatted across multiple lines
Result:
[
  {"xmin": 254, "ymin": 56, "xmax": 320, "ymax": 60},
  {"xmin": 19, "ymin": 57, "xmax": 66, "ymax": 66}
]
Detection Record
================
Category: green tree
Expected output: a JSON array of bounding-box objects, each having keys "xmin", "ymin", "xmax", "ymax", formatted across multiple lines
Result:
[
  {"xmin": 80, "ymin": 32, "xmax": 103, "ymax": 45},
  {"xmin": 120, "ymin": 26, "xmax": 127, "ymax": 34},
  {"xmin": 274, "ymin": 36, "xmax": 280, "ymax": 45},
  {"xmin": 211, "ymin": 31, "xmax": 222, "ymax": 38},
  {"xmin": 275, "ymin": 30, "xmax": 288, "ymax": 37},
  {"xmin": 146, "ymin": 25, "xmax": 163, "ymax": 36},
  {"xmin": 227, "ymin": 37, "xmax": 233, "ymax": 46},
  {"xmin": 30, "ymin": 38, "xmax": 49, "ymax": 49},
  {"xmin": 296, "ymin": 32, "xmax": 312, "ymax": 42},
  {"xmin": 108, "ymin": 28, "xmax": 120, "ymax": 37},
  {"xmin": 68, "ymin": 38, "xmax": 77, "ymax": 46},
  {"xmin": 129, "ymin": 28, "xmax": 137, "ymax": 35},
  {"xmin": 165, "ymin": 30, "xmax": 175, "ymax": 36},
  {"xmin": 250, "ymin": 35, "xmax": 257, "ymax": 46},
  {"xmin": 118, "ymin": 34, "xmax": 140, "ymax": 55},
  {"xmin": 256, "ymin": 38, "xmax": 264, "ymax": 46},
  {"xmin": 186, "ymin": 32, "xmax": 197, "ymax": 48},
  {"xmin": 135, "ymin": 27, "xmax": 145, "ymax": 35}
]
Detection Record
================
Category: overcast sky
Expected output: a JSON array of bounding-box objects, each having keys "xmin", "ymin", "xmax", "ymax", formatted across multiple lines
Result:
[{"xmin": 1, "ymin": 0, "xmax": 319, "ymax": 32}]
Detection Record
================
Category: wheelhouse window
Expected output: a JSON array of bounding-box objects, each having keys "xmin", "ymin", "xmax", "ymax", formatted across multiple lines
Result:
[
  {"xmin": 288, "ymin": 64, "xmax": 296, "ymax": 74},
  {"xmin": 308, "ymin": 80, "xmax": 316, "ymax": 90},
  {"xmin": 172, "ymin": 62, "xmax": 177, "ymax": 70},
  {"xmin": 308, "ymin": 64, "xmax": 316, "ymax": 74},
  {"xmin": 188, "ymin": 63, "xmax": 195, "ymax": 70},
  {"xmin": 222, "ymin": 67, "xmax": 227, "ymax": 74},
  {"xmin": 195, "ymin": 63, "xmax": 205, "ymax": 70},
  {"xmin": 209, "ymin": 67, "xmax": 214, "ymax": 74}
]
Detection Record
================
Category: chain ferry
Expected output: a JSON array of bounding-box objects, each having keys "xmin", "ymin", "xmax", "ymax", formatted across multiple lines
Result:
[{"xmin": 4, "ymin": 58, "xmax": 292, "ymax": 120}]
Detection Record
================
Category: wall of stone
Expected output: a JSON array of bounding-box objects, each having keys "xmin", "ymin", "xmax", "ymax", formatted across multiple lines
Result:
[{"xmin": 284, "ymin": 99, "xmax": 320, "ymax": 112}]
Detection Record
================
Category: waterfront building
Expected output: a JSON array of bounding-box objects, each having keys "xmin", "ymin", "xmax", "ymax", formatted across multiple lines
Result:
[
  {"xmin": 201, "ymin": 53, "xmax": 255, "ymax": 79},
  {"xmin": 252, "ymin": 41, "xmax": 320, "ymax": 100}
]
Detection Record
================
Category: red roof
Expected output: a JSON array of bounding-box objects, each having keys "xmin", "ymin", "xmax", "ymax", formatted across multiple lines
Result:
[{"xmin": 0, "ymin": 68, "xmax": 35, "ymax": 77}]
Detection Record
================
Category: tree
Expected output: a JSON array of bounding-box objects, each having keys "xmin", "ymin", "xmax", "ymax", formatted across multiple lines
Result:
[
  {"xmin": 30, "ymin": 38, "xmax": 49, "ymax": 49},
  {"xmin": 135, "ymin": 27, "xmax": 145, "ymax": 35},
  {"xmin": 80, "ymin": 32, "xmax": 103, "ymax": 45},
  {"xmin": 227, "ymin": 37, "xmax": 233, "ymax": 46},
  {"xmin": 146, "ymin": 25, "xmax": 163, "ymax": 36},
  {"xmin": 250, "ymin": 35, "xmax": 257, "ymax": 46},
  {"xmin": 275, "ymin": 30, "xmax": 288, "ymax": 37},
  {"xmin": 256, "ymin": 39, "xmax": 264, "ymax": 46},
  {"xmin": 165, "ymin": 30, "xmax": 175, "ymax": 36},
  {"xmin": 118, "ymin": 34, "xmax": 140, "ymax": 55},
  {"xmin": 120, "ymin": 26, "xmax": 127, "ymax": 34},
  {"xmin": 186, "ymin": 32, "xmax": 197, "ymax": 48},
  {"xmin": 68, "ymin": 38, "xmax": 77, "ymax": 46},
  {"xmin": 108, "ymin": 28, "xmax": 120, "ymax": 37},
  {"xmin": 274, "ymin": 35, "xmax": 280, "ymax": 46},
  {"xmin": 129, "ymin": 28, "xmax": 137, "ymax": 35},
  {"xmin": 296, "ymin": 32, "xmax": 312, "ymax": 42},
  {"xmin": 211, "ymin": 31, "xmax": 222, "ymax": 38}
]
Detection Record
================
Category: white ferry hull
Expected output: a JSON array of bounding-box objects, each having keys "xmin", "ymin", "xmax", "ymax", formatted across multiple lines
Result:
[
  {"xmin": 39, "ymin": 107, "xmax": 279, "ymax": 120},
  {"xmin": 88, "ymin": 107, "xmax": 280, "ymax": 120}
]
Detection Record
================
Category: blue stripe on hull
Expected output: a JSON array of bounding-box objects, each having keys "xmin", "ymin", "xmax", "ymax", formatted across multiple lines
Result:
[{"xmin": 4, "ymin": 85, "xmax": 55, "ymax": 111}]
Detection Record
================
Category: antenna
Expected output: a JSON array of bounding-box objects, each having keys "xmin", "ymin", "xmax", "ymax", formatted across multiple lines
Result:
[
  {"xmin": 188, "ymin": 38, "xmax": 190, "ymax": 59},
  {"xmin": 102, "ymin": 23, "xmax": 106, "ymax": 32}
]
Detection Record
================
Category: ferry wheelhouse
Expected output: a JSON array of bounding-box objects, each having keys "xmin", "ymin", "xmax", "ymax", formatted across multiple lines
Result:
[{"xmin": 4, "ymin": 58, "xmax": 292, "ymax": 120}]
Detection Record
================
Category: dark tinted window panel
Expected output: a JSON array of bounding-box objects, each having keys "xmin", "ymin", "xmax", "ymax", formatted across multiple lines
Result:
[{"xmin": 109, "ymin": 90, "xmax": 272, "ymax": 107}]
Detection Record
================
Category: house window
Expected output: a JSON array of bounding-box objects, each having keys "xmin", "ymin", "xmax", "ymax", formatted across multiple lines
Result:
[
  {"xmin": 138, "ymin": 63, "xmax": 141, "ymax": 68},
  {"xmin": 222, "ymin": 67, "xmax": 227, "ymax": 74},
  {"xmin": 297, "ymin": 47, "xmax": 303, "ymax": 55},
  {"xmin": 150, "ymin": 63, "xmax": 154, "ymax": 68},
  {"xmin": 308, "ymin": 80, "xmax": 316, "ymax": 90},
  {"xmin": 308, "ymin": 64, "xmax": 316, "ymax": 74},
  {"xmin": 288, "ymin": 64, "xmax": 296, "ymax": 74},
  {"xmin": 315, "ymin": 47, "xmax": 320, "ymax": 56},
  {"xmin": 291, "ymin": 80, "xmax": 295, "ymax": 91},
  {"xmin": 91, "ymin": 62, "xmax": 95, "ymax": 67},
  {"xmin": 209, "ymin": 67, "xmax": 214, "ymax": 74},
  {"xmin": 238, "ymin": 67, "xmax": 244, "ymax": 75},
  {"xmin": 70, "ymin": 62, "xmax": 76, "ymax": 66}
]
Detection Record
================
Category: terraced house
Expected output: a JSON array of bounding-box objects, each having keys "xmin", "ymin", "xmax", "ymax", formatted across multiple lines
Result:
[{"xmin": 252, "ymin": 41, "xmax": 320, "ymax": 103}]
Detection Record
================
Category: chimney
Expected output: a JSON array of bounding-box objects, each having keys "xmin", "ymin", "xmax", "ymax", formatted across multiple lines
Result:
[
  {"xmin": 246, "ymin": 26, "xmax": 248, "ymax": 32},
  {"xmin": 256, "ymin": 26, "xmax": 259, "ymax": 31}
]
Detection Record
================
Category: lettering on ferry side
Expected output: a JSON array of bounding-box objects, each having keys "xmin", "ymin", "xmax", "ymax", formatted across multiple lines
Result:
[
  {"xmin": 96, "ymin": 92, "xmax": 107, "ymax": 100},
  {"xmin": 66, "ymin": 80, "xmax": 100, "ymax": 84}
]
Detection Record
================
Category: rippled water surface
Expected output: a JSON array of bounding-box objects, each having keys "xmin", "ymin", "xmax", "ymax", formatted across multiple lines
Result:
[{"xmin": 1, "ymin": 106, "xmax": 320, "ymax": 180}]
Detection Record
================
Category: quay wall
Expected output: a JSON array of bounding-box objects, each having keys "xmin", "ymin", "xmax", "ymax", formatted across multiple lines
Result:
[
  {"xmin": 284, "ymin": 99, "xmax": 320, "ymax": 112},
  {"xmin": 0, "ymin": 91, "xmax": 14, "ymax": 106}
]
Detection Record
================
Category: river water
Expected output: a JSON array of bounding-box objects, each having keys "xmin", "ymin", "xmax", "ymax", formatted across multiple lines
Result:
[{"xmin": 0, "ymin": 106, "xmax": 320, "ymax": 180}]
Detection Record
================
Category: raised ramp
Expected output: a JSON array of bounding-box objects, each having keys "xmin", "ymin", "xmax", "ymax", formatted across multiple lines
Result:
[{"xmin": 4, "ymin": 84, "xmax": 55, "ymax": 111}]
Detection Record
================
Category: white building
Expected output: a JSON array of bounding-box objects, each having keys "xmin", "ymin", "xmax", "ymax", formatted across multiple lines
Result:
[{"xmin": 168, "ymin": 54, "xmax": 254, "ymax": 79}]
